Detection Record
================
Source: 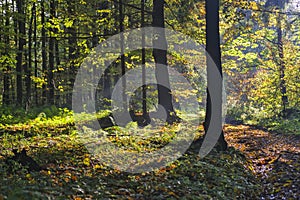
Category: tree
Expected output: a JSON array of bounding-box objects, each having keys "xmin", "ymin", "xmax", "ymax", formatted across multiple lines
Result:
[
  {"xmin": 2, "ymin": 0, "xmax": 11, "ymax": 105},
  {"xmin": 119, "ymin": 0, "xmax": 127, "ymax": 111},
  {"xmin": 16, "ymin": 0, "xmax": 26, "ymax": 106},
  {"xmin": 26, "ymin": 1, "xmax": 35, "ymax": 109},
  {"xmin": 33, "ymin": 0, "xmax": 38, "ymax": 105},
  {"xmin": 264, "ymin": 0, "xmax": 290, "ymax": 117},
  {"xmin": 66, "ymin": 0, "xmax": 77, "ymax": 106},
  {"xmin": 204, "ymin": 0, "xmax": 227, "ymax": 151},
  {"xmin": 41, "ymin": 0, "xmax": 47, "ymax": 105},
  {"xmin": 152, "ymin": 0, "xmax": 180, "ymax": 124},
  {"xmin": 141, "ymin": 0, "xmax": 149, "ymax": 123},
  {"xmin": 48, "ymin": 0, "xmax": 56, "ymax": 105}
]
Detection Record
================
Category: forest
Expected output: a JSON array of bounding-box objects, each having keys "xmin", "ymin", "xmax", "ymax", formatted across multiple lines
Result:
[{"xmin": 0, "ymin": 0, "xmax": 299, "ymax": 199}]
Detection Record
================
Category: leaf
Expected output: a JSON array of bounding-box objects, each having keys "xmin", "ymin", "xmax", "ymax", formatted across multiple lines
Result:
[
  {"xmin": 64, "ymin": 19, "xmax": 73, "ymax": 28},
  {"xmin": 83, "ymin": 157, "xmax": 90, "ymax": 166}
]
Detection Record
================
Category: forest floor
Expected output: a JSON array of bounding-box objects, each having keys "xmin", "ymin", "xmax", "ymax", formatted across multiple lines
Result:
[
  {"xmin": 0, "ymin": 121, "xmax": 299, "ymax": 199},
  {"xmin": 224, "ymin": 124, "xmax": 300, "ymax": 199}
]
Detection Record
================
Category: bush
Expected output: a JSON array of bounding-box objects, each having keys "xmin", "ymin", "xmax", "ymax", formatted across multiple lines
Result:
[{"xmin": 0, "ymin": 105, "xmax": 72, "ymax": 125}]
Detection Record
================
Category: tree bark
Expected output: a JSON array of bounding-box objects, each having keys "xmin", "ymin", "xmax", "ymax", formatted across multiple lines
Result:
[
  {"xmin": 141, "ymin": 0, "xmax": 150, "ymax": 124},
  {"xmin": 3, "ymin": 0, "xmax": 11, "ymax": 105},
  {"xmin": 277, "ymin": 14, "xmax": 288, "ymax": 117},
  {"xmin": 119, "ymin": 0, "xmax": 127, "ymax": 111},
  {"xmin": 26, "ymin": 3, "xmax": 35, "ymax": 109},
  {"xmin": 66, "ymin": 0, "xmax": 77, "ymax": 107},
  {"xmin": 41, "ymin": 0, "xmax": 47, "ymax": 105},
  {"xmin": 48, "ymin": 0, "xmax": 55, "ymax": 105},
  {"xmin": 204, "ymin": 0, "xmax": 227, "ymax": 151},
  {"xmin": 16, "ymin": 0, "xmax": 26, "ymax": 106},
  {"xmin": 152, "ymin": 0, "xmax": 179, "ymax": 124},
  {"xmin": 34, "ymin": 1, "xmax": 38, "ymax": 106}
]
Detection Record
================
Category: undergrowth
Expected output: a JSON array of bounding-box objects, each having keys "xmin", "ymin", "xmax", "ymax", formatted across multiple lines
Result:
[{"xmin": 0, "ymin": 107, "xmax": 262, "ymax": 199}]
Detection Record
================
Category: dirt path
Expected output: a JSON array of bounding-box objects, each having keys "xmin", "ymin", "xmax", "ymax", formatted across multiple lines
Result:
[{"xmin": 224, "ymin": 125, "xmax": 300, "ymax": 199}]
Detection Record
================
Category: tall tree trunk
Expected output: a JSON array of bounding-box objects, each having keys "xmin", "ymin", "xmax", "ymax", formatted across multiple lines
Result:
[
  {"xmin": 55, "ymin": 35, "xmax": 60, "ymax": 106},
  {"xmin": 277, "ymin": 14, "xmax": 288, "ymax": 117},
  {"xmin": 41, "ymin": 0, "xmax": 47, "ymax": 105},
  {"xmin": 26, "ymin": 3, "xmax": 35, "ymax": 109},
  {"xmin": 3, "ymin": 0, "xmax": 11, "ymax": 105},
  {"xmin": 48, "ymin": 0, "xmax": 55, "ymax": 105},
  {"xmin": 204, "ymin": 0, "xmax": 227, "ymax": 151},
  {"xmin": 16, "ymin": 0, "xmax": 26, "ymax": 106},
  {"xmin": 34, "ymin": 1, "xmax": 38, "ymax": 106},
  {"xmin": 103, "ymin": 66, "xmax": 111, "ymax": 107},
  {"xmin": 265, "ymin": 0, "xmax": 289, "ymax": 118},
  {"xmin": 119, "ymin": 0, "xmax": 127, "ymax": 111},
  {"xmin": 66, "ymin": 0, "xmax": 77, "ymax": 107},
  {"xmin": 11, "ymin": 0, "xmax": 18, "ymax": 103},
  {"xmin": 141, "ymin": 0, "xmax": 149, "ymax": 122},
  {"xmin": 152, "ymin": 0, "xmax": 179, "ymax": 124},
  {"xmin": 54, "ymin": 1, "xmax": 60, "ymax": 106}
]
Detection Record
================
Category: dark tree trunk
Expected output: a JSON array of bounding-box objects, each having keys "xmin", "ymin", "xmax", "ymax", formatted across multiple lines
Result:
[
  {"xmin": 26, "ymin": 3, "xmax": 35, "ymax": 109},
  {"xmin": 48, "ymin": 0, "xmax": 55, "ymax": 105},
  {"xmin": 54, "ymin": 1, "xmax": 60, "ymax": 106},
  {"xmin": 66, "ymin": 0, "xmax": 77, "ymax": 107},
  {"xmin": 277, "ymin": 14, "xmax": 288, "ymax": 117},
  {"xmin": 3, "ymin": 0, "xmax": 11, "ymax": 105},
  {"xmin": 103, "ymin": 64, "xmax": 111, "ymax": 107},
  {"xmin": 141, "ymin": 0, "xmax": 148, "ymax": 121},
  {"xmin": 119, "ymin": 0, "xmax": 127, "ymax": 111},
  {"xmin": 204, "ymin": 0, "xmax": 227, "ymax": 151},
  {"xmin": 264, "ymin": 0, "xmax": 289, "ymax": 118},
  {"xmin": 34, "ymin": 1, "xmax": 38, "ymax": 106},
  {"xmin": 152, "ymin": 0, "xmax": 179, "ymax": 124},
  {"xmin": 16, "ymin": 0, "xmax": 26, "ymax": 107},
  {"xmin": 41, "ymin": 0, "xmax": 47, "ymax": 105},
  {"xmin": 11, "ymin": 0, "xmax": 18, "ymax": 103},
  {"xmin": 55, "ymin": 39, "xmax": 60, "ymax": 66},
  {"xmin": 55, "ymin": 38, "xmax": 60, "ymax": 105}
]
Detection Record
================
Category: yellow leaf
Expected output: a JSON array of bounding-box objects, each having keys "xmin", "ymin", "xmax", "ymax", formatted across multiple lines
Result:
[
  {"xmin": 250, "ymin": 2, "xmax": 258, "ymax": 10},
  {"xmin": 94, "ymin": 164, "xmax": 101, "ymax": 169},
  {"xmin": 83, "ymin": 157, "xmax": 90, "ymax": 166}
]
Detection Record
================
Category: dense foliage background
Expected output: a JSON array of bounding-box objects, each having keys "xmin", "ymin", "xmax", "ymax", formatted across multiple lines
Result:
[
  {"xmin": 0, "ymin": 0, "xmax": 299, "ymax": 132},
  {"xmin": 0, "ymin": 0, "xmax": 299, "ymax": 199}
]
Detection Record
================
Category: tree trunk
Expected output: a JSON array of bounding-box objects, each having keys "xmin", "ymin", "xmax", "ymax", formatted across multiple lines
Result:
[
  {"xmin": 204, "ymin": 0, "xmax": 227, "ymax": 151},
  {"xmin": 66, "ymin": 0, "xmax": 77, "ymax": 107},
  {"xmin": 277, "ymin": 14, "xmax": 288, "ymax": 117},
  {"xmin": 34, "ymin": 1, "xmax": 38, "ymax": 106},
  {"xmin": 11, "ymin": 0, "xmax": 18, "ymax": 103},
  {"xmin": 48, "ymin": 0, "xmax": 55, "ymax": 105},
  {"xmin": 3, "ymin": 0, "xmax": 11, "ymax": 105},
  {"xmin": 41, "ymin": 0, "xmax": 47, "ymax": 105},
  {"xmin": 152, "ymin": 0, "xmax": 179, "ymax": 124},
  {"xmin": 141, "ymin": 0, "xmax": 150, "ymax": 124},
  {"xmin": 119, "ymin": 0, "xmax": 127, "ymax": 111},
  {"xmin": 55, "ymin": 35, "xmax": 60, "ymax": 106},
  {"xmin": 16, "ymin": 0, "xmax": 26, "ymax": 107},
  {"xmin": 26, "ymin": 3, "xmax": 35, "ymax": 109}
]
